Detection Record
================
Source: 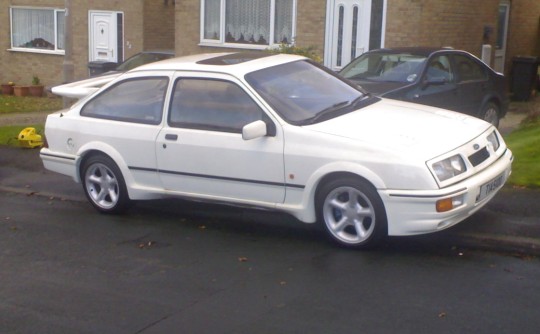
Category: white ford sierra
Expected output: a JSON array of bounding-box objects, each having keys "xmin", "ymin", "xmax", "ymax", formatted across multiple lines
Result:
[{"xmin": 41, "ymin": 52, "xmax": 513, "ymax": 248}]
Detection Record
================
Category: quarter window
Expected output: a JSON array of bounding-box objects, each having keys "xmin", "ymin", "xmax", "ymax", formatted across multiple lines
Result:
[
  {"xmin": 453, "ymin": 55, "xmax": 488, "ymax": 82},
  {"xmin": 201, "ymin": 0, "xmax": 295, "ymax": 48},
  {"xmin": 169, "ymin": 79, "xmax": 263, "ymax": 133},
  {"xmin": 10, "ymin": 7, "xmax": 65, "ymax": 53},
  {"xmin": 81, "ymin": 78, "xmax": 168, "ymax": 125}
]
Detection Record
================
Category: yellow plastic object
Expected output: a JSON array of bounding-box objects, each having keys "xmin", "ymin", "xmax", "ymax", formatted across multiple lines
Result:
[{"xmin": 17, "ymin": 127, "xmax": 43, "ymax": 148}]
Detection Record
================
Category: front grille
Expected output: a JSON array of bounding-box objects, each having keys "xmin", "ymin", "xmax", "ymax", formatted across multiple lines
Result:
[{"xmin": 468, "ymin": 147, "xmax": 490, "ymax": 167}]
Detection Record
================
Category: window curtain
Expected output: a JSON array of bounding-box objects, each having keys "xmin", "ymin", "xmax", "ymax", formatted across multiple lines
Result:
[
  {"xmin": 12, "ymin": 8, "xmax": 56, "ymax": 49},
  {"xmin": 56, "ymin": 11, "xmax": 65, "ymax": 50},
  {"xmin": 226, "ymin": 0, "xmax": 270, "ymax": 44},
  {"xmin": 274, "ymin": 0, "xmax": 293, "ymax": 44},
  {"xmin": 204, "ymin": 0, "xmax": 220, "ymax": 40}
]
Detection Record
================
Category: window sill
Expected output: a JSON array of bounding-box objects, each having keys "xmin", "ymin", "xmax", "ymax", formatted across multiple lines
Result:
[
  {"xmin": 8, "ymin": 48, "xmax": 65, "ymax": 56},
  {"xmin": 198, "ymin": 42, "xmax": 272, "ymax": 51}
]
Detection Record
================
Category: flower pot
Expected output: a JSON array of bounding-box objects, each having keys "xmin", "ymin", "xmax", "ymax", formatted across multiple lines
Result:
[
  {"xmin": 13, "ymin": 86, "xmax": 30, "ymax": 97},
  {"xmin": 29, "ymin": 85, "xmax": 44, "ymax": 97},
  {"xmin": 1, "ymin": 84, "xmax": 14, "ymax": 95}
]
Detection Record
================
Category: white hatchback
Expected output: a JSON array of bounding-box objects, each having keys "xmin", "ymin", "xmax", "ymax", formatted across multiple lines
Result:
[{"xmin": 41, "ymin": 52, "xmax": 513, "ymax": 248}]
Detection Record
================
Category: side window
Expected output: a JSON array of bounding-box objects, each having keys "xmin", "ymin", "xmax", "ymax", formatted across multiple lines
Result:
[
  {"xmin": 169, "ymin": 78, "xmax": 263, "ymax": 133},
  {"xmin": 426, "ymin": 55, "xmax": 453, "ymax": 82},
  {"xmin": 453, "ymin": 54, "xmax": 488, "ymax": 82},
  {"xmin": 81, "ymin": 77, "xmax": 169, "ymax": 125}
]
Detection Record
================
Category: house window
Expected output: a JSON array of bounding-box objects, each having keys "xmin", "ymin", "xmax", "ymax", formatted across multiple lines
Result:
[
  {"xmin": 10, "ymin": 7, "xmax": 65, "ymax": 53},
  {"xmin": 201, "ymin": 0, "xmax": 296, "ymax": 48}
]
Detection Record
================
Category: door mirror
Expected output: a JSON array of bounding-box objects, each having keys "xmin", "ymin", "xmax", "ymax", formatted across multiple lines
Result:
[
  {"xmin": 423, "ymin": 76, "xmax": 447, "ymax": 88},
  {"xmin": 242, "ymin": 120, "xmax": 268, "ymax": 140}
]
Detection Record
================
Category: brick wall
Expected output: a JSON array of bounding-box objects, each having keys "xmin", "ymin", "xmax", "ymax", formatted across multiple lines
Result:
[
  {"xmin": 295, "ymin": 0, "xmax": 326, "ymax": 55},
  {"xmin": 506, "ymin": 0, "xmax": 540, "ymax": 73},
  {"xmin": 143, "ymin": 0, "xmax": 175, "ymax": 51},
  {"xmin": 386, "ymin": 0, "xmax": 499, "ymax": 58}
]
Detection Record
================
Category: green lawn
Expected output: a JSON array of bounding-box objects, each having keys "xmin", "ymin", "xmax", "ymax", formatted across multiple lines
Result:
[
  {"xmin": 0, "ymin": 95, "xmax": 62, "ymax": 114},
  {"xmin": 504, "ymin": 115, "xmax": 540, "ymax": 188}
]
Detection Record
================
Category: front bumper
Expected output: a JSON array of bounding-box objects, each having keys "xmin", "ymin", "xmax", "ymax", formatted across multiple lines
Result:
[{"xmin": 380, "ymin": 148, "xmax": 513, "ymax": 236}]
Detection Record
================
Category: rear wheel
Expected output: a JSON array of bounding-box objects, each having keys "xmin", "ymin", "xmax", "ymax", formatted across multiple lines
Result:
[
  {"xmin": 316, "ymin": 177, "xmax": 388, "ymax": 249},
  {"xmin": 479, "ymin": 102, "xmax": 500, "ymax": 127},
  {"xmin": 81, "ymin": 154, "xmax": 131, "ymax": 214}
]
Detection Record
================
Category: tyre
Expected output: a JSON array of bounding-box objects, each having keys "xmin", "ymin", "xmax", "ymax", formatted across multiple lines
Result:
[
  {"xmin": 316, "ymin": 177, "xmax": 388, "ymax": 249},
  {"xmin": 81, "ymin": 154, "xmax": 131, "ymax": 214},
  {"xmin": 479, "ymin": 102, "xmax": 500, "ymax": 127}
]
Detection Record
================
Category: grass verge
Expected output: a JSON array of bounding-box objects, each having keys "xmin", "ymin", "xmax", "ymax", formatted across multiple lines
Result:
[
  {"xmin": 504, "ymin": 115, "xmax": 540, "ymax": 188},
  {"xmin": 0, "ymin": 95, "xmax": 62, "ymax": 114}
]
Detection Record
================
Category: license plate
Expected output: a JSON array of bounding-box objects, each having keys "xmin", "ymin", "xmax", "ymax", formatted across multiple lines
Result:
[{"xmin": 477, "ymin": 173, "xmax": 505, "ymax": 202}]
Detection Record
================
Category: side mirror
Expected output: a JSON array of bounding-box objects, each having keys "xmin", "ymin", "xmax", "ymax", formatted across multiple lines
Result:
[
  {"xmin": 424, "ymin": 76, "xmax": 447, "ymax": 86},
  {"xmin": 242, "ymin": 120, "xmax": 268, "ymax": 140}
]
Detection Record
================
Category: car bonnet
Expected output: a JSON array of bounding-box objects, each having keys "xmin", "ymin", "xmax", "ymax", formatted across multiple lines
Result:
[{"xmin": 304, "ymin": 98, "xmax": 492, "ymax": 160}]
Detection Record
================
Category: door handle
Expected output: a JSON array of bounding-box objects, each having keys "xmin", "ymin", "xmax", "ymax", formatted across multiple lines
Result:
[{"xmin": 165, "ymin": 134, "xmax": 178, "ymax": 141}]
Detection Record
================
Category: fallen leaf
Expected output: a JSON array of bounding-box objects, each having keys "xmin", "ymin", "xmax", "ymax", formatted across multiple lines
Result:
[{"xmin": 138, "ymin": 241, "xmax": 156, "ymax": 249}]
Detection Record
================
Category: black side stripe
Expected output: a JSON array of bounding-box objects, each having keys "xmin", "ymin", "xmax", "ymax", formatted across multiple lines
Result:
[
  {"xmin": 129, "ymin": 166, "xmax": 305, "ymax": 189},
  {"xmin": 39, "ymin": 152, "xmax": 76, "ymax": 161}
]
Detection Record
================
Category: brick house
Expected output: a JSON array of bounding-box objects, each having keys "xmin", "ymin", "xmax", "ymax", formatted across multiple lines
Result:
[
  {"xmin": 0, "ymin": 0, "xmax": 538, "ymax": 88},
  {"xmin": 0, "ymin": 0, "xmax": 174, "ymax": 86}
]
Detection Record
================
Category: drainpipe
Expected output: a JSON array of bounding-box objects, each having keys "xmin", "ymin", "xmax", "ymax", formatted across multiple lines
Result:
[{"xmin": 62, "ymin": 0, "xmax": 74, "ymax": 108}]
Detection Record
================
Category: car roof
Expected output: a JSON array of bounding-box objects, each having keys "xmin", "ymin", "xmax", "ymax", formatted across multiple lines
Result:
[
  {"xmin": 133, "ymin": 52, "xmax": 307, "ymax": 76},
  {"xmin": 365, "ymin": 47, "xmax": 456, "ymax": 57}
]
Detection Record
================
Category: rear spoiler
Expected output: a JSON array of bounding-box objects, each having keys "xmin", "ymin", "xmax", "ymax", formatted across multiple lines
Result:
[{"xmin": 51, "ymin": 72, "xmax": 121, "ymax": 99}]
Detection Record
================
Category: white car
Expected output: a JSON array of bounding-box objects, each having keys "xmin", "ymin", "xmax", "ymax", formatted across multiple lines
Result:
[{"xmin": 41, "ymin": 52, "xmax": 513, "ymax": 248}]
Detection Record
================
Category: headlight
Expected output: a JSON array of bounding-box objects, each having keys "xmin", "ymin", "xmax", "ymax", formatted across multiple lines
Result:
[
  {"xmin": 486, "ymin": 131, "xmax": 500, "ymax": 151},
  {"xmin": 432, "ymin": 154, "xmax": 467, "ymax": 182}
]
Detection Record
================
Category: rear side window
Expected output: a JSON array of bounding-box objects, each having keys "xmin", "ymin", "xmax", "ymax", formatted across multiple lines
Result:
[
  {"xmin": 168, "ymin": 78, "xmax": 263, "ymax": 133},
  {"xmin": 81, "ymin": 77, "xmax": 169, "ymax": 125},
  {"xmin": 453, "ymin": 54, "xmax": 487, "ymax": 82}
]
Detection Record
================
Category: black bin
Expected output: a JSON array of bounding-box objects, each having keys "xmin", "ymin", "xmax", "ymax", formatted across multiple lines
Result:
[
  {"xmin": 88, "ymin": 61, "xmax": 118, "ymax": 77},
  {"xmin": 511, "ymin": 56, "xmax": 539, "ymax": 101}
]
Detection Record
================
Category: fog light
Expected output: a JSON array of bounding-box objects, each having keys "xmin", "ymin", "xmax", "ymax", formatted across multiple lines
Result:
[{"xmin": 436, "ymin": 195, "xmax": 464, "ymax": 212}]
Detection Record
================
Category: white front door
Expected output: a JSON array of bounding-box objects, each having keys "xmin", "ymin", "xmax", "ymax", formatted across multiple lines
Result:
[
  {"xmin": 494, "ymin": 2, "xmax": 510, "ymax": 73},
  {"xmin": 89, "ymin": 11, "xmax": 118, "ymax": 62},
  {"xmin": 325, "ymin": 0, "xmax": 372, "ymax": 71}
]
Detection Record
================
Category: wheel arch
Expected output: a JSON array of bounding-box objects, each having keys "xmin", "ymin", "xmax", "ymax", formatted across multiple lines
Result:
[
  {"xmin": 76, "ymin": 142, "xmax": 135, "ymax": 195},
  {"xmin": 296, "ymin": 162, "xmax": 387, "ymax": 223},
  {"xmin": 479, "ymin": 95, "xmax": 502, "ymax": 116}
]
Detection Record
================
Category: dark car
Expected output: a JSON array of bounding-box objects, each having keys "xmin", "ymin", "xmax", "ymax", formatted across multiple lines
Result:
[
  {"xmin": 114, "ymin": 50, "xmax": 175, "ymax": 72},
  {"xmin": 340, "ymin": 47, "xmax": 509, "ymax": 127}
]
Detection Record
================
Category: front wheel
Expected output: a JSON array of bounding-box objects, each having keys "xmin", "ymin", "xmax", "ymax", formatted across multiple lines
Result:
[
  {"xmin": 479, "ymin": 102, "xmax": 500, "ymax": 128},
  {"xmin": 316, "ymin": 177, "xmax": 388, "ymax": 249},
  {"xmin": 81, "ymin": 154, "xmax": 131, "ymax": 214}
]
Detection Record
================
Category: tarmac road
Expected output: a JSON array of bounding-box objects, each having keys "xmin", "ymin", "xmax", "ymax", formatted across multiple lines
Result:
[{"xmin": 0, "ymin": 144, "xmax": 539, "ymax": 256}]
